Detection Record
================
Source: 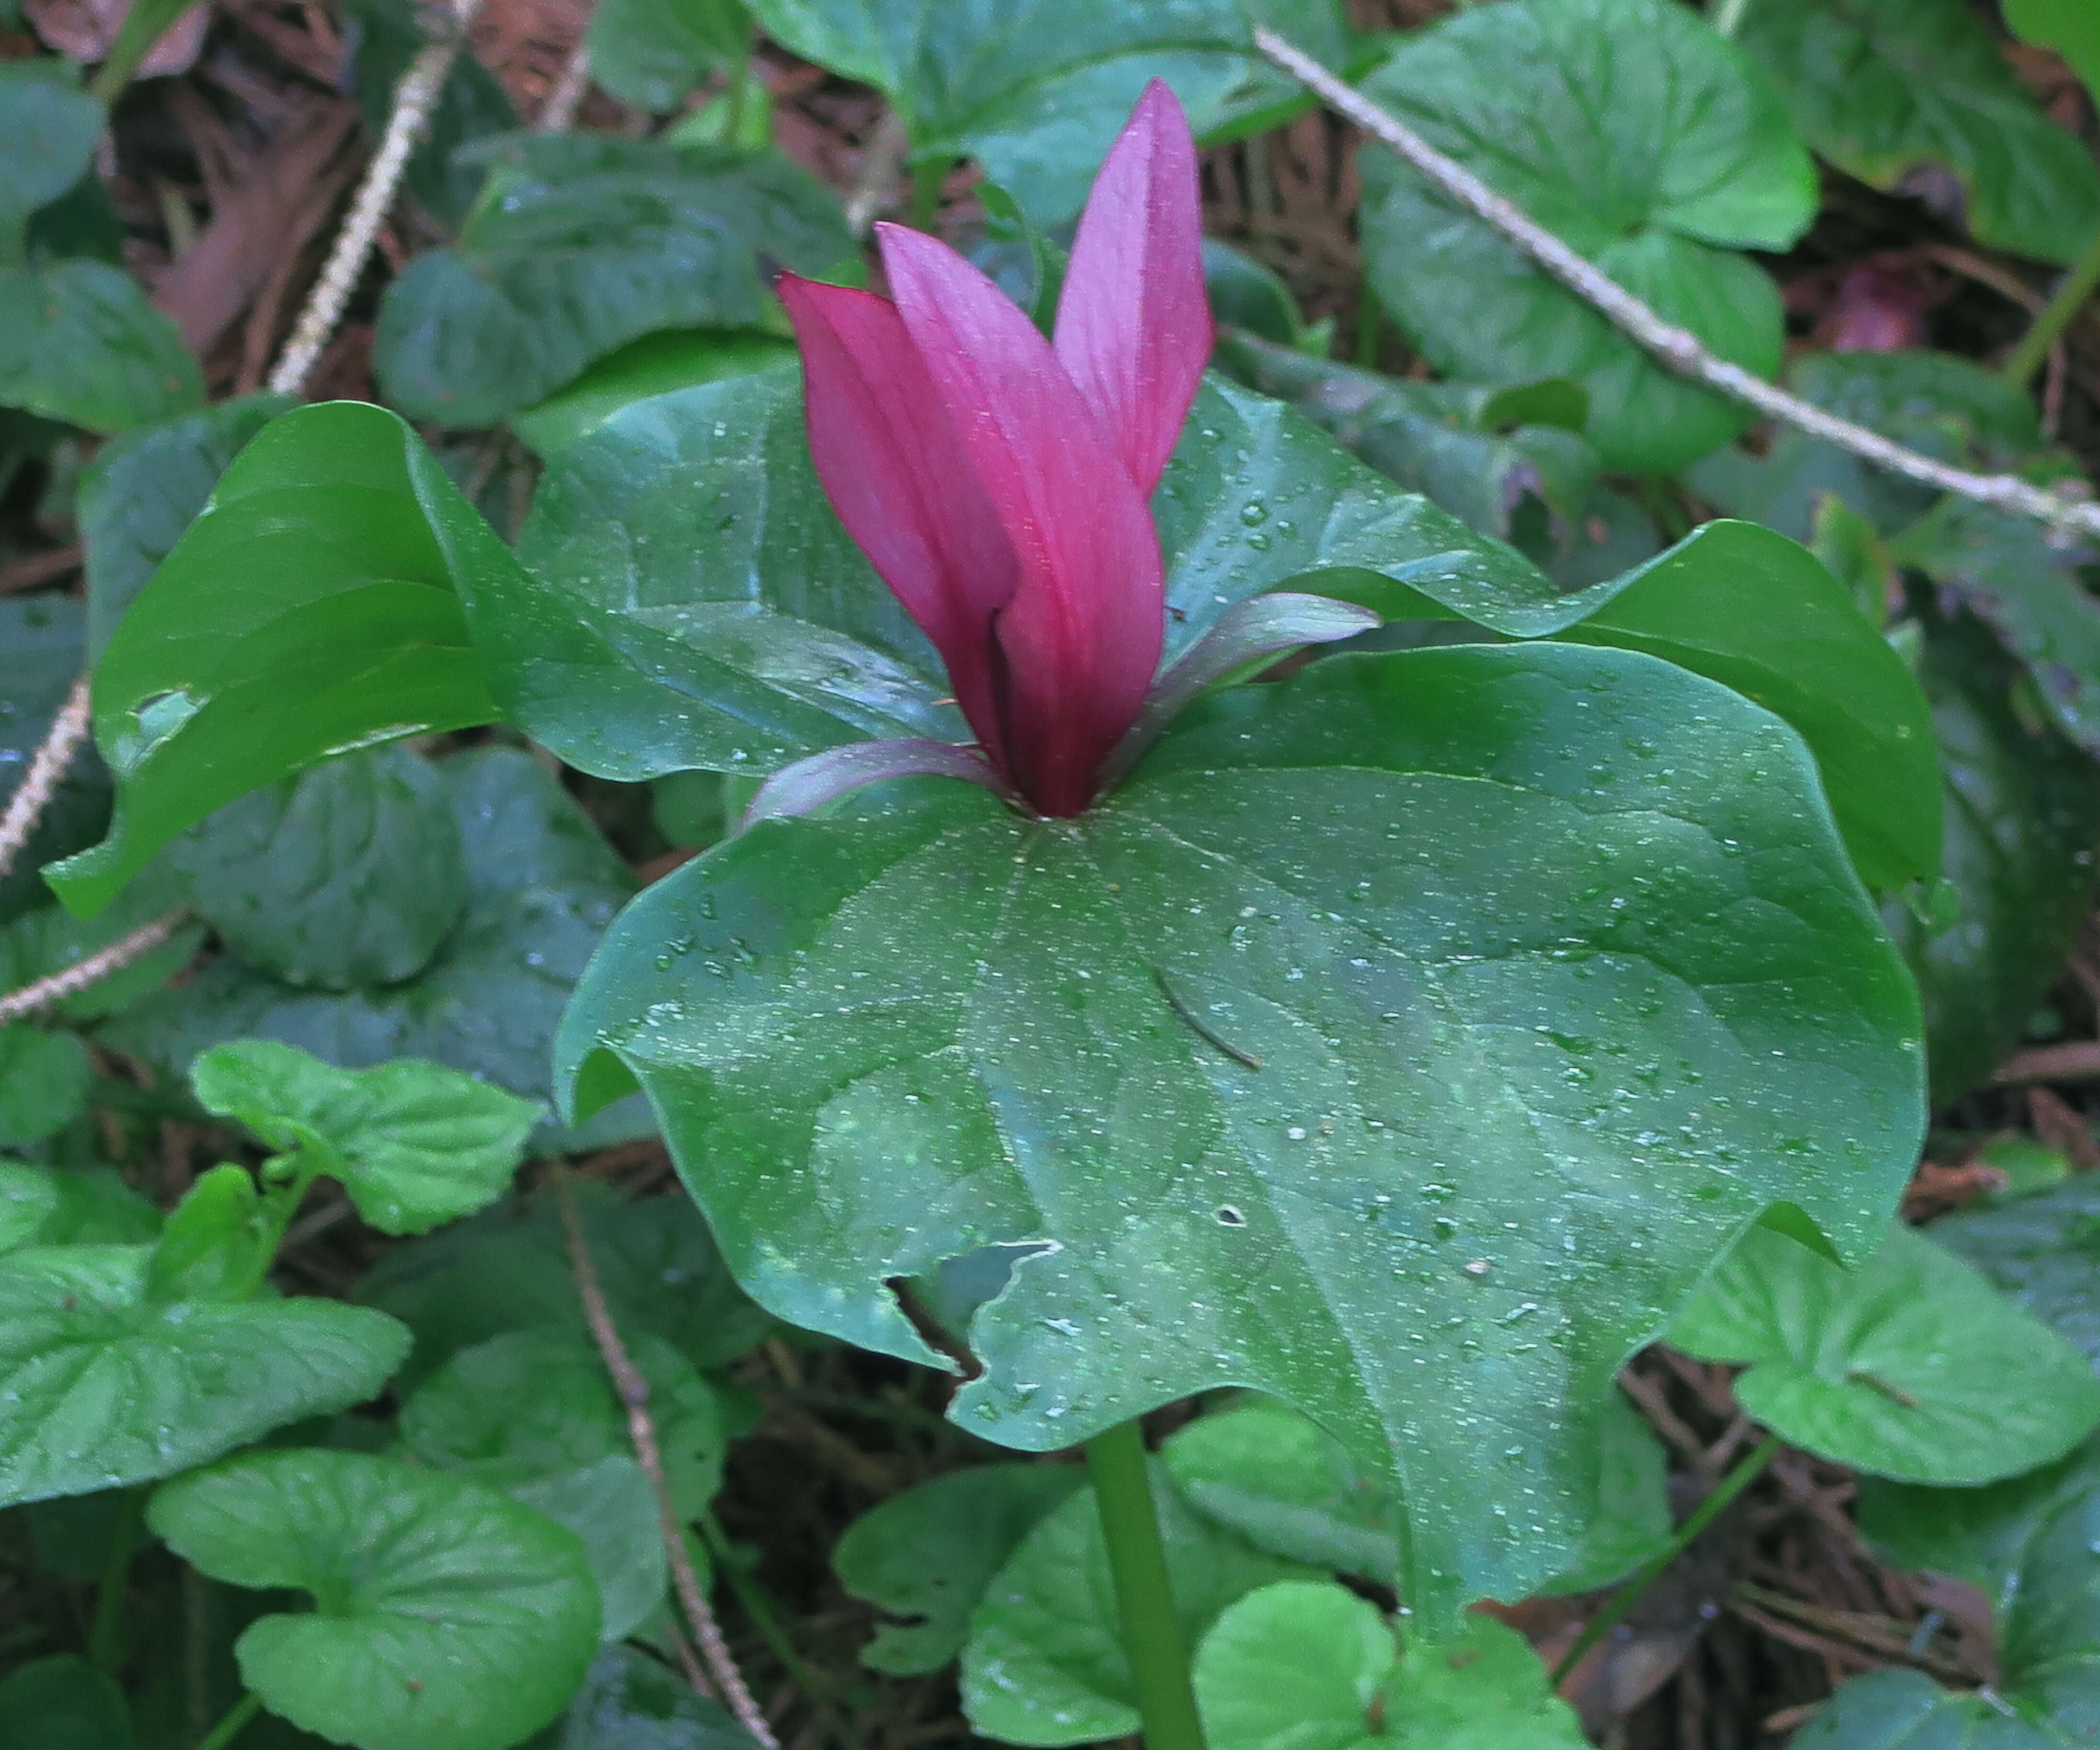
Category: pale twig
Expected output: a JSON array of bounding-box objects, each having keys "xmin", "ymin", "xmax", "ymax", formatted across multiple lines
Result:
[
  {"xmin": 1251, "ymin": 27, "xmax": 2100, "ymax": 541},
  {"xmin": 0, "ymin": 676, "xmax": 92, "ymax": 884},
  {"xmin": 266, "ymin": 0, "xmax": 485, "ymax": 397},
  {"xmin": 552, "ymin": 1169, "xmax": 779, "ymax": 1748},
  {"xmin": 846, "ymin": 107, "xmax": 909, "ymax": 238},
  {"xmin": 537, "ymin": 38, "xmax": 593, "ymax": 133},
  {"xmin": 0, "ymin": 910, "xmax": 191, "ymax": 1027}
]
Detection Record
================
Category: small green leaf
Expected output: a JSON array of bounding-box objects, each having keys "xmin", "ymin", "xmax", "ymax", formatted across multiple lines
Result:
[
  {"xmin": 585, "ymin": 0, "xmax": 748, "ymax": 114},
  {"xmin": 2007, "ymin": 0, "xmax": 2100, "ymax": 103},
  {"xmin": 1194, "ymin": 1585, "xmax": 1586, "ymax": 1750},
  {"xmin": 525, "ymin": 1645, "xmax": 759, "ymax": 1749},
  {"xmin": 509, "ymin": 329, "xmax": 794, "ymax": 458},
  {"xmin": 960, "ymin": 1461, "xmax": 1308, "ymax": 1746},
  {"xmin": 1739, "ymin": 0, "xmax": 2100, "ymax": 265},
  {"xmin": 0, "ymin": 1026, "xmax": 90, "ymax": 1147},
  {"xmin": 77, "ymin": 394, "xmax": 293, "ymax": 659},
  {"xmin": 0, "ymin": 1245, "xmax": 409, "ymax": 1505},
  {"xmin": 1806, "ymin": 1438, "xmax": 2100, "ymax": 1749},
  {"xmin": 0, "ymin": 595, "xmax": 109, "ymax": 926},
  {"xmin": 1358, "ymin": 0, "xmax": 1814, "ymax": 472},
  {"xmin": 104, "ymin": 749, "xmax": 642, "ymax": 1150},
  {"xmin": 1931, "ymin": 1174, "xmax": 2100, "ymax": 1372},
  {"xmin": 744, "ymin": 0, "xmax": 1356, "ymax": 223},
  {"xmin": 0, "ymin": 1164, "xmax": 161, "ymax": 1254},
  {"xmin": 0, "ymin": 64, "xmax": 103, "ymax": 247},
  {"xmin": 355, "ymin": 1180, "xmax": 770, "ymax": 1391},
  {"xmin": 171, "ymin": 746, "xmax": 469, "ymax": 992},
  {"xmin": 833, "ymin": 1464, "xmax": 1087, "ymax": 1676},
  {"xmin": 558, "ymin": 643, "xmax": 1926, "ymax": 1621},
  {"xmin": 0, "ymin": 1655, "xmax": 133, "ymax": 1750},
  {"xmin": 0, "ymin": 259, "xmax": 203, "ymax": 433},
  {"xmin": 191, "ymin": 1039, "xmax": 540, "ymax": 1235},
  {"xmin": 373, "ymin": 135, "xmax": 852, "ymax": 427},
  {"xmin": 144, "ymin": 1162, "xmax": 273, "ymax": 1303},
  {"xmin": 1669, "ymin": 1222, "xmax": 2100, "ymax": 1484},
  {"xmin": 1162, "ymin": 1398, "xmax": 1402, "ymax": 1579},
  {"xmin": 398, "ymin": 1326, "xmax": 725, "ymax": 1517},
  {"xmin": 46, "ymin": 401, "xmax": 504, "ymax": 917},
  {"xmin": 1203, "ymin": 242, "xmax": 1321, "ymax": 354},
  {"xmin": 513, "ymin": 1456, "xmax": 667, "ymax": 1644},
  {"xmin": 148, "ymin": 1448, "xmax": 601, "ymax": 1750}
]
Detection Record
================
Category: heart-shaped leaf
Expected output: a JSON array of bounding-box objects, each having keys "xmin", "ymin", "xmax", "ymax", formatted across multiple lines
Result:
[
  {"xmin": 509, "ymin": 330, "xmax": 794, "ymax": 458},
  {"xmin": 148, "ymin": 1448, "xmax": 600, "ymax": 1750},
  {"xmin": 103, "ymin": 749, "xmax": 645, "ymax": 1151},
  {"xmin": 833, "ymin": 1463, "xmax": 1087, "ymax": 1676},
  {"xmin": 1358, "ymin": 0, "xmax": 1815, "ymax": 472},
  {"xmin": 1669, "ymin": 1221, "xmax": 2100, "ymax": 1484},
  {"xmin": 525, "ymin": 1645, "xmax": 759, "ymax": 1749},
  {"xmin": 171, "ymin": 746, "xmax": 468, "ymax": 991},
  {"xmin": 1931, "ymin": 1174, "xmax": 2100, "ymax": 1373},
  {"xmin": 1193, "ymin": 1583, "xmax": 1587, "ymax": 1750},
  {"xmin": 0, "ymin": 1656, "xmax": 133, "ymax": 1750},
  {"xmin": 398, "ymin": 1326, "xmax": 725, "ymax": 1517},
  {"xmin": 0, "ymin": 63, "xmax": 102, "ymax": 246},
  {"xmin": 190, "ymin": 1038, "xmax": 539, "ymax": 1235},
  {"xmin": 1800, "ymin": 1437, "xmax": 2100, "ymax": 1748},
  {"xmin": 961, "ymin": 1460, "xmax": 1307, "ymax": 1746},
  {"xmin": 47, "ymin": 401, "xmax": 504, "ymax": 917},
  {"xmin": 1738, "ymin": 0, "xmax": 2100, "ymax": 265},
  {"xmin": 0, "ymin": 1026, "xmax": 90, "ymax": 1148},
  {"xmin": 77, "ymin": 395, "xmax": 293, "ymax": 659},
  {"xmin": 373, "ymin": 135, "xmax": 852, "ymax": 426},
  {"xmin": 0, "ymin": 258, "xmax": 203, "ymax": 435},
  {"xmin": 559, "ymin": 642, "xmax": 1925, "ymax": 1621},
  {"xmin": 513, "ymin": 1456, "xmax": 667, "ymax": 1644},
  {"xmin": 584, "ymin": 0, "xmax": 747, "ymax": 114},
  {"xmin": 0, "ymin": 1245, "xmax": 409, "ymax": 1505},
  {"xmin": 740, "ymin": 0, "xmax": 1356, "ymax": 224},
  {"xmin": 145, "ymin": 1163, "xmax": 276, "ymax": 1303}
]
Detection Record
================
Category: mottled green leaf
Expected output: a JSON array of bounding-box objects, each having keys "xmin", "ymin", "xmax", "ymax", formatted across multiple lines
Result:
[
  {"xmin": 513, "ymin": 1457, "xmax": 667, "ymax": 1644},
  {"xmin": 0, "ymin": 1164, "xmax": 161, "ymax": 1254},
  {"xmin": 373, "ymin": 135, "xmax": 852, "ymax": 426},
  {"xmin": 0, "ymin": 63, "xmax": 102, "ymax": 247},
  {"xmin": 586, "ymin": 0, "xmax": 747, "ymax": 113},
  {"xmin": 1670, "ymin": 1221, "xmax": 2100, "ymax": 1484},
  {"xmin": 1739, "ymin": 0, "xmax": 2100, "ymax": 264},
  {"xmin": 0, "ymin": 259, "xmax": 202, "ymax": 434},
  {"xmin": 0, "ymin": 1026, "xmax": 90, "ymax": 1148},
  {"xmin": 1931, "ymin": 1174, "xmax": 2100, "ymax": 1373}
]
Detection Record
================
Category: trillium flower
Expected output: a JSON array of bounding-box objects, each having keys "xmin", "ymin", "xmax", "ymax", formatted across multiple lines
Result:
[{"xmin": 756, "ymin": 81, "xmax": 1376, "ymax": 828}]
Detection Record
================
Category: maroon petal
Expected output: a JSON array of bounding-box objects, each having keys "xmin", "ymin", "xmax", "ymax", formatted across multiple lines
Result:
[
  {"xmin": 1052, "ymin": 79, "xmax": 1213, "ymax": 494},
  {"xmin": 777, "ymin": 273, "xmax": 1017, "ymax": 768},
  {"xmin": 876, "ymin": 223, "xmax": 1165, "ymax": 815}
]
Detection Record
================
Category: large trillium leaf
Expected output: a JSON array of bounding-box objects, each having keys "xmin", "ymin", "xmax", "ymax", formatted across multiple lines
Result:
[
  {"xmin": 373, "ymin": 134, "xmax": 853, "ymax": 427},
  {"xmin": 148, "ymin": 1449, "xmax": 600, "ymax": 1750},
  {"xmin": 47, "ymin": 401, "xmax": 504, "ymax": 916},
  {"xmin": 739, "ymin": 0, "xmax": 1356, "ymax": 225},
  {"xmin": 1357, "ymin": 0, "xmax": 1815, "ymax": 472},
  {"xmin": 559, "ymin": 644, "xmax": 1925, "ymax": 1621},
  {"xmin": 1737, "ymin": 0, "xmax": 2100, "ymax": 266}
]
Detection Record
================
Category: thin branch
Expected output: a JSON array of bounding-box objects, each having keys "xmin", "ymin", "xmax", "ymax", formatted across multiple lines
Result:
[
  {"xmin": 0, "ymin": 909, "xmax": 191, "ymax": 1027},
  {"xmin": 846, "ymin": 107, "xmax": 909, "ymax": 238},
  {"xmin": 266, "ymin": 0, "xmax": 485, "ymax": 397},
  {"xmin": 0, "ymin": 676, "xmax": 92, "ymax": 884},
  {"xmin": 552, "ymin": 1168, "xmax": 780, "ymax": 1748},
  {"xmin": 1994, "ymin": 1039, "xmax": 2100, "ymax": 1083},
  {"xmin": 537, "ymin": 38, "xmax": 593, "ymax": 133},
  {"xmin": 1251, "ymin": 28, "xmax": 2100, "ymax": 541}
]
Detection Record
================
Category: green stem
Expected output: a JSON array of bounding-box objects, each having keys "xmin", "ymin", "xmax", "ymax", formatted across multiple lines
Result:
[
  {"xmin": 1086, "ymin": 1419, "xmax": 1207, "ymax": 1750},
  {"xmin": 1355, "ymin": 289, "xmax": 1382, "ymax": 370},
  {"xmin": 2003, "ymin": 226, "xmax": 2100, "ymax": 386},
  {"xmin": 193, "ymin": 1692, "xmax": 263, "ymax": 1750},
  {"xmin": 87, "ymin": 0, "xmax": 194, "ymax": 103},
  {"xmin": 1550, "ymin": 1431, "xmax": 1782, "ymax": 1686},
  {"xmin": 721, "ymin": 24, "xmax": 754, "ymax": 143},
  {"xmin": 1708, "ymin": 0, "xmax": 1752, "ymax": 36},
  {"xmin": 909, "ymin": 158, "xmax": 948, "ymax": 229},
  {"xmin": 88, "ymin": 1492, "xmax": 143, "ymax": 1673},
  {"xmin": 694, "ymin": 1511, "xmax": 824, "ymax": 1699}
]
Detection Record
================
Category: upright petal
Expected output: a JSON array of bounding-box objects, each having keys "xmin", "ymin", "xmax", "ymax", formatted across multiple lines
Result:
[
  {"xmin": 777, "ymin": 273, "xmax": 1017, "ymax": 766},
  {"xmin": 1052, "ymin": 79, "xmax": 1213, "ymax": 494},
  {"xmin": 876, "ymin": 223, "xmax": 1166, "ymax": 815}
]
